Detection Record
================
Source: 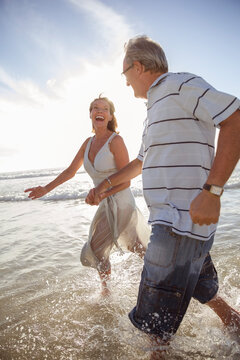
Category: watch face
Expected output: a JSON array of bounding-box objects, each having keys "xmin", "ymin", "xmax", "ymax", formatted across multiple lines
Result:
[{"xmin": 211, "ymin": 185, "xmax": 222, "ymax": 196}]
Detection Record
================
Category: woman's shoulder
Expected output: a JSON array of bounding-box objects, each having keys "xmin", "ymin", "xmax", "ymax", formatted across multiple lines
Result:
[
  {"xmin": 110, "ymin": 133, "xmax": 124, "ymax": 144},
  {"xmin": 84, "ymin": 136, "xmax": 92, "ymax": 144},
  {"xmin": 81, "ymin": 136, "xmax": 92, "ymax": 152},
  {"xmin": 109, "ymin": 133, "xmax": 126, "ymax": 152}
]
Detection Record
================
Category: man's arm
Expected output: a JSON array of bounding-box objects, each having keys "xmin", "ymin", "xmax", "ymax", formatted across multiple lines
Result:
[
  {"xmin": 190, "ymin": 109, "xmax": 240, "ymax": 225},
  {"xmin": 105, "ymin": 157, "xmax": 142, "ymax": 185},
  {"xmin": 86, "ymin": 158, "xmax": 142, "ymax": 205}
]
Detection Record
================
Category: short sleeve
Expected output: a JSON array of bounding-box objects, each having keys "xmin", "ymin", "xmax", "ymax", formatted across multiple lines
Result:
[
  {"xmin": 137, "ymin": 143, "xmax": 144, "ymax": 161},
  {"xmin": 180, "ymin": 77, "xmax": 240, "ymax": 127}
]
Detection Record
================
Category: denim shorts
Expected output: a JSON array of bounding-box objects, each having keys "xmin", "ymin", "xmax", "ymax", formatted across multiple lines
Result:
[{"xmin": 128, "ymin": 224, "xmax": 218, "ymax": 340}]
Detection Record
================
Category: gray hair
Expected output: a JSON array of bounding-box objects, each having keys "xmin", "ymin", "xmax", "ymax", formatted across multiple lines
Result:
[{"xmin": 124, "ymin": 35, "xmax": 168, "ymax": 73}]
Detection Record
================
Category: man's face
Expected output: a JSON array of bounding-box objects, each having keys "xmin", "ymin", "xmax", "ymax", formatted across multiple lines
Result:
[{"xmin": 122, "ymin": 58, "xmax": 146, "ymax": 99}]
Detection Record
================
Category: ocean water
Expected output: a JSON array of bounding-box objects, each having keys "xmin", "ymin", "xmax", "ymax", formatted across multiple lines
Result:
[{"xmin": 0, "ymin": 166, "xmax": 240, "ymax": 360}]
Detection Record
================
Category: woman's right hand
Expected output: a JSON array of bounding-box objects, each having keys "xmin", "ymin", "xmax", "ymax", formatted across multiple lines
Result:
[{"xmin": 24, "ymin": 186, "xmax": 48, "ymax": 200}]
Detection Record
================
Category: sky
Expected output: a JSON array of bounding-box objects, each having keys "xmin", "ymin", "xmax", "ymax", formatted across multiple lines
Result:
[{"xmin": 0, "ymin": 0, "xmax": 240, "ymax": 173}]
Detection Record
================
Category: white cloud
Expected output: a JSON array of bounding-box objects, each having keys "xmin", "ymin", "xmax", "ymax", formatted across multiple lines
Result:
[
  {"xmin": 0, "ymin": 146, "xmax": 18, "ymax": 157},
  {"xmin": 0, "ymin": 67, "xmax": 51, "ymax": 106},
  {"xmin": 0, "ymin": 0, "xmax": 145, "ymax": 172},
  {"xmin": 68, "ymin": 0, "xmax": 132, "ymax": 54}
]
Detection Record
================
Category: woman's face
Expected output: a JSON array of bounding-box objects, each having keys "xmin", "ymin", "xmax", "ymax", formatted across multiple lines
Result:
[{"xmin": 90, "ymin": 99, "xmax": 113, "ymax": 132}]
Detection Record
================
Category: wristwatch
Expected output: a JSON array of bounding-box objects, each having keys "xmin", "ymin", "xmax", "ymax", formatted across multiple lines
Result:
[{"xmin": 203, "ymin": 183, "xmax": 224, "ymax": 196}]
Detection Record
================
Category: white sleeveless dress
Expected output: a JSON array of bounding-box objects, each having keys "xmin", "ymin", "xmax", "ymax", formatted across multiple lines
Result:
[{"xmin": 80, "ymin": 132, "xmax": 150, "ymax": 272}]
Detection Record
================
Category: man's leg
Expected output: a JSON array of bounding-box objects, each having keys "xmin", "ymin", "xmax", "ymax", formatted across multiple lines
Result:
[
  {"xmin": 207, "ymin": 296, "xmax": 240, "ymax": 330},
  {"xmin": 129, "ymin": 225, "xmax": 214, "ymax": 341},
  {"xmin": 192, "ymin": 252, "xmax": 240, "ymax": 332}
]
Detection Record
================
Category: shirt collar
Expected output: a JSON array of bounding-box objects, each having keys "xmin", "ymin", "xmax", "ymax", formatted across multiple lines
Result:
[
  {"xmin": 146, "ymin": 73, "xmax": 169, "ymax": 109},
  {"xmin": 148, "ymin": 72, "xmax": 169, "ymax": 92}
]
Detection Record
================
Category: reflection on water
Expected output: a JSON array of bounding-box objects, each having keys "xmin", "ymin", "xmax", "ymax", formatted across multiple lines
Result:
[
  {"xmin": 1, "ymin": 246, "xmax": 240, "ymax": 359},
  {"xmin": 0, "ymin": 169, "xmax": 240, "ymax": 359}
]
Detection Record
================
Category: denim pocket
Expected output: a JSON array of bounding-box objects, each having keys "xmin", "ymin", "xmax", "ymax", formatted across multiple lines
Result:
[
  {"xmin": 145, "ymin": 225, "xmax": 180, "ymax": 268},
  {"xmin": 192, "ymin": 235, "xmax": 214, "ymax": 262},
  {"xmin": 135, "ymin": 281, "xmax": 184, "ymax": 336}
]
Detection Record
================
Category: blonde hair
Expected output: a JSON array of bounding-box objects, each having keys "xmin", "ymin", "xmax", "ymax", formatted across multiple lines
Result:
[
  {"xmin": 124, "ymin": 35, "xmax": 168, "ymax": 73},
  {"xmin": 89, "ymin": 95, "xmax": 118, "ymax": 133}
]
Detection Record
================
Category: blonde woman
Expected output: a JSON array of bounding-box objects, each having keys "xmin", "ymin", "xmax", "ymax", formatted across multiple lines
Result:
[{"xmin": 25, "ymin": 95, "xmax": 150, "ymax": 295}]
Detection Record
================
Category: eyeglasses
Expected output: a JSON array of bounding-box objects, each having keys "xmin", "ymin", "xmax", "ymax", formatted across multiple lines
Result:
[{"xmin": 121, "ymin": 64, "xmax": 133, "ymax": 76}]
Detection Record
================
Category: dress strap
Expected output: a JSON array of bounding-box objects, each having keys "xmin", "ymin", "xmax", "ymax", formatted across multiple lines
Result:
[
  {"xmin": 85, "ymin": 136, "xmax": 93, "ymax": 155},
  {"xmin": 108, "ymin": 132, "xmax": 117, "ymax": 145}
]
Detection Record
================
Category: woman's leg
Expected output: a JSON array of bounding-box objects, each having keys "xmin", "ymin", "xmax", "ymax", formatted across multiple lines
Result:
[
  {"xmin": 98, "ymin": 267, "xmax": 111, "ymax": 296},
  {"xmin": 128, "ymin": 237, "xmax": 146, "ymax": 259},
  {"xmin": 90, "ymin": 215, "xmax": 114, "ymax": 295}
]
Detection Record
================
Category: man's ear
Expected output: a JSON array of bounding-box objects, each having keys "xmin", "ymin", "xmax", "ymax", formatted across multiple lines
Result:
[{"xmin": 133, "ymin": 61, "xmax": 145, "ymax": 74}]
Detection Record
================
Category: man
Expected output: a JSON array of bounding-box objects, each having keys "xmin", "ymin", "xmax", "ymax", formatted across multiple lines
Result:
[{"xmin": 86, "ymin": 35, "xmax": 240, "ymax": 342}]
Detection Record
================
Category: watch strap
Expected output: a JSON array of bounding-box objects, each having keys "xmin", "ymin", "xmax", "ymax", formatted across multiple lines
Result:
[
  {"xmin": 203, "ymin": 183, "xmax": 224, "ymax": 196},
  {"xmin": 203, "ymin": 183, "xmax": 211, "ymax": 191}
]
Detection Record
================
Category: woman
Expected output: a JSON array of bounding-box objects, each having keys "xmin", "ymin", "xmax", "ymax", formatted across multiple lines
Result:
[{"xmin": 25, "ymin": 96, "xmax": 150, "ymax": 295}]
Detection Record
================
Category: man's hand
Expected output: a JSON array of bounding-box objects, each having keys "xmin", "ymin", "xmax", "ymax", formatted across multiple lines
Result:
[
  {"xmin": 189, "ymin": 190, "xmax": 221, "ymax": 225},
  {"xmin": 94, "ymin": 180, "xmax": 108, "ymax": 197},
  {"xmin": 85, "ymin": 188, "xmax": 101, "ymax": 206}
]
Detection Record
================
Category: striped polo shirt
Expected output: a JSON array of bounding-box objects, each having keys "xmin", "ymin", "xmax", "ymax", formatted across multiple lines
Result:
[{"xmin": 137, "ymin": 72, "xmax": 240, "ymax": 240}]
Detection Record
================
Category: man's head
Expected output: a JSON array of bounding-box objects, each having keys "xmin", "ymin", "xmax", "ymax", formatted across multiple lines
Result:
[{"xmin": 122, "ymin": 35, "xmax": 168, "ymax": 99}]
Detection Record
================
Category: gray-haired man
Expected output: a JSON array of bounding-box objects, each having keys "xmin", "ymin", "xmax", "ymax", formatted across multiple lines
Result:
[{"xmin": 87, "ymin": 35, "xmax": 240, "ymax": 343}]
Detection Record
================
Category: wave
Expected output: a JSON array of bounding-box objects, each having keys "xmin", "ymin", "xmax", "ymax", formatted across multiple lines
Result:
[
  {"xmin": 1, "ymin": 183, "xmax": 240, "ymax": 203},
  {"xmin": 0, "ymin": 168, "xmax": 84, "ymax": 181},
  {"xmin": 0, "ymin": 187, "xmax": 144, "ymax": 203},
  {"xmin": 1, "ymin": 166, "xmax": 239, "ymax": 202},
  {"xmin": 225, "ymin": 182, "xmax": 240, "ymax": 190},
  {"xmin": 0, "ymin": 191, "xmax": 87, "ymax": 203}
]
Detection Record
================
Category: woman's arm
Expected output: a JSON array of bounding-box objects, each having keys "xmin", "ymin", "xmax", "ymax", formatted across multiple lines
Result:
[
  {"xmin": 104, "ymin": 134, "xmax": 131, "ymax": 195},
  {"xmin": 25, "ymin": 138, "xmax": 90, "ymax": 200},
  {"xmin": 85, "ymin": 135, "xmax": 131, "ymax": 205},
  {"xmin": 86, "ymin": 158, "xmax": 143, "ymax": 205},
  {"xmin": 86, "ymin": 134, "xmax": 143, "ymax": 205}
]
